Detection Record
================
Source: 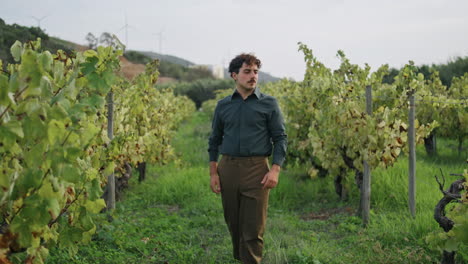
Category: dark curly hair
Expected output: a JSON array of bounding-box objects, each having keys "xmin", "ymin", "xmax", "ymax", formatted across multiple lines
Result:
[{"xmin": 228, "ymin": 53, "xmax": 262, "ymax": 78}]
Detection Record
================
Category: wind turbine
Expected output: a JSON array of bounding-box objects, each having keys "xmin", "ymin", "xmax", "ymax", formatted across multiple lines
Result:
[
  {"xmin": 117, "ymin": 14, "xmax": 136, "ymax": 49},
  {"xmin": 31, "ymin": 15, "xmax": 49, "ymax": 29},
  {"xmin": 152, "ymin": 29, "xmax": 164, "ymax": 54}
]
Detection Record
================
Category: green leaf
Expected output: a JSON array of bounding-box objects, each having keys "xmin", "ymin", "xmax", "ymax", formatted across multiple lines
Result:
[
  {"xmin": 102, "ymin": 161, "xmax": 115, "ymax": 177},
  {"xmin": 20, "ymin": 49, "xmax": 42, "ymax": 89},
  {"xmin": 0, "ymin": 74, "xmax": 11, "ymax": 106},
  {"xmin": 10, "ymin": 216, "xmax": 34, "ymax": 247},
  {"xmin": 26, "ymin": 246, "xmax": 49, "ymax": 264},
  {"xmin": 39, "ymin": 51, "xmax": 53, "ymax": 72},
  {"xmin": 63, "ymin": 79, "xmax": 79, "ymax": 100},
  {"xmin": 86, "ymin": 178, "xmax": 102, "ymax": 201},
  {"xmin": 58, "ymin": 226, "xmax": 82, "ymax": 255},
  {"xmin": 47, "ymin": 119, "xmax": 66, "ymax": 145},
  {"xmin": 10, "ymin": 41, "xmax": 23, "ymax": 62},
  {"xmin": 8, "ymin": 142, "xmax": 22, "ymax": 155},
  {"xmin": 0, "ymin": 126, "xmax": 17, "ymax": 149},
  {"xmin": 96, "ymin": 46, "xmax": 111, "ymax": 59},
  {"xmin": 53, "ymin": 61, "xmax": 65, "ymax": 84},
  {"xmin": 57, "ymin": 97, "xmax": 71, "ymax": 111},
  {"xmin": 80, "ymin": 56, "xmax": 99, "ymax": 76},
  {"xmin": 80, "ymin": 122, "xmax": 100, "ymax": 144},
  {"xmin": 9, "ymin": 72, "xmax": 20, "ymax": 93},
  {"xmin": 16, "ymin": 98, "xmax": 41, "ymax": 116},
  {"xmin": 102, "ymin": 70, "xmax": 116, "ymax": 86},
  {"xmin": 65, "ymin": 147, "xmax": 82, "ymax": 161},
  {"xmin": 69, "ymin": 103, "xmax": 87, "ymax": 123},
  {"xmin": 61, "ymin": 164, "xmax": 82, "ymax": 184},
  {"xmin": 47, "ymin": 198, "xmax": 60, "ymax": 219},
  {"xmin": 81, "ymin": 94, "xmax": 105, "ymax": 111},
  {"xmin": 24, "ymin": 142, "xmax": 46, "ymax": 168},
  {"xmin": 87, "ymin": 72, "xmax": 109, "ymax": 95},
  {"xmin": 4, "ymin": 120, "xmax": 24, "ymax": 138},
  {"xmin": 0, "ymin": 168, "xmax": 9, "ymax": 189},
  {"xmin": 78, "ymin": 207, "xmax": 94, "ymax": 231},
  {"xmin": 83, "ymin": 49, "xmax": 98, "ymax": 58},
  {"xmin": 38, "ymin": 178, "xmax": 63, "ymax": 199},
  {"xmin": 48, "ymin": 104, "xmax": 68, "ymax": 120},
  {"xmin": 23, "ymin": 83, "xmax": 43, "ymax": 98},
  {"xmin": 21, "ymin": 195, "xmax": 51, "ymax": 227},
  {"xmin": 444, "ymin": 237, "xmax": 459, "ymax": 252},
  {"xmin": 17, "ymin": 168, "xmax": 43, "ymax": 194},
  {"xmin": 23, "ymin": 115, "xmax": 47, "ymax": 143},
  {"xmin": 48, "ymin": 148, "xmax": 66, "ymax": 172},
  {"xmin": 81, "ymin": 225, "xmax": 96, "ymax": 243},
  {"xmin": 84, "ymin": 198, "xmax": 106, "ymax": 214},
  {"xmin": 39, "ymin": 76, "xmax": 53, "ymax": 97}
]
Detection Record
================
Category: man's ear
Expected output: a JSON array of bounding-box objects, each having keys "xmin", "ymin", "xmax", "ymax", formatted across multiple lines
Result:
[{"xmin": 231, "ymin": 72, "xmax": 237, "ymax": 81}]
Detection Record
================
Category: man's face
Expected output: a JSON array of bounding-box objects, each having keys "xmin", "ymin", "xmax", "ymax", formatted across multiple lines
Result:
[{"xmin": 232, "ymin": 63, "xmax": 259, "ymax": 91}]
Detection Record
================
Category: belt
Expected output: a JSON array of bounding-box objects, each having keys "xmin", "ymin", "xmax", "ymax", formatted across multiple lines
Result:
[{"xmin": 222, "ymin": 155, "xmax": 268, "ymax": 161}]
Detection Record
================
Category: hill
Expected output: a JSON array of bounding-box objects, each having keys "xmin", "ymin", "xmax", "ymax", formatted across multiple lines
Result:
[
  {"xmin": 136, "ymin": 50, "xmax": 280, "ymax": 82},
  {"xmin": 0, "ymin": 18, "xmax": 72, "ymax": 64},
  {"xmin": 137, "ymin": 50, "xmax": 195, "ymax": 67},
  {"xmin": 123, "ymin": 50, "xmax": 213, "ymax": 82},
  {"xmin": 0, "ymin": 19, "xmax": 280, "ymax": 82}
]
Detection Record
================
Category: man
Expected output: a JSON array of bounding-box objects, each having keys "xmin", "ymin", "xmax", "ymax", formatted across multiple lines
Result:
[{"xmin": 208, "ymin": 53, "xmax": 287, "ymax": 263}]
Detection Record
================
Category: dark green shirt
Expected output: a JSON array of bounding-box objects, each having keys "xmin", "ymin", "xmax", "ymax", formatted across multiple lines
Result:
[{"xmin": 208, "ymin": 87, "xmax": 287, "ymax": 166}]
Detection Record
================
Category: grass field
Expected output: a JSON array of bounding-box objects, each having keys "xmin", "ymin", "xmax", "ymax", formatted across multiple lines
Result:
[{"xmin": 47, "ymin": 111, "xmax": 467, "ymax": 264}]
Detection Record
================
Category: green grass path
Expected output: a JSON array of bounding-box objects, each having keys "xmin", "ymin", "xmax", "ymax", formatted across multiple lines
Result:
[{"xmin": 48, "ymin": 112, "xmax": 467, "ymax": 264}]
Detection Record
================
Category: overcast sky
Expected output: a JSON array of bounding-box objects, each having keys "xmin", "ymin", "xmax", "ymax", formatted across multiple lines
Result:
[{"xmin": 1, "ymin": 0, "xmax": 467, "ymax": 81}]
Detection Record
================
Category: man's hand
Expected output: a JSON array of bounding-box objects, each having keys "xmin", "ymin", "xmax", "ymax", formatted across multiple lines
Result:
[
  {"xmin": 210, "ymin": 161, "xmax": 221, "ymax": 194},
  {"xmin": 210, "ymin": 174, "xmax": 221, "ymax": 194},
  {"xmin": 261, "ymin": 164, "xmax": 281, "ymax": 189}
]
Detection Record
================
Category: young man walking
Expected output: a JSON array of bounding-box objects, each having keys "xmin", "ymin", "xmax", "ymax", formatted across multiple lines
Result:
[{"xmin": 208, "ymin": 53, "xmax": 287, "ymax": 263}]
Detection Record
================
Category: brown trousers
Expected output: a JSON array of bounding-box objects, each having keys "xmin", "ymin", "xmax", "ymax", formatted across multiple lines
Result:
[{"xmin": 217, "ymin": 155, "xmax": 270, "ymax": 264}]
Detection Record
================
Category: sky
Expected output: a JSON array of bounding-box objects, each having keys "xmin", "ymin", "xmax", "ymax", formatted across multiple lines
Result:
[{"xmin": 1, "ymin": 0, "xmax": 468, "ymax": 81}]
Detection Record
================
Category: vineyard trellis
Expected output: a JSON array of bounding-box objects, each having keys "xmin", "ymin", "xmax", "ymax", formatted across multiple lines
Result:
[
  {"xmin": 0, "ymin": 38, "xmax": 195, "ymax": 263},
  {"xmin": 269, "ymin": 88, "xmax": 466, "ymax": 222},
  {"xmin": 202, "ymin": 44, "xmax": 467, "ymax": 250}
]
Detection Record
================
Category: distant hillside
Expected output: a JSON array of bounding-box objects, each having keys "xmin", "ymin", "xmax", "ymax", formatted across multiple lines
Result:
[
  {"xmin": 260, "ymin": 72, "xmax": 280, "ymax": 83},
  {"xmin": 135, "ymin": 51, "xmax": 280, "ymax": 82},
  {"xmin": 0, "ymin": 19, "xmax": 280, "ymax": 82},
  {"xmin": 124, "ymin": 50, "xmax": 213, "ymax": 82},
  {"xmin": 49, "ymin": 36, "xmax": 88, "ymax": 51},
  {"xmin": 223, "ymin": 68, "xmax": 280, "ymax": 83},
  {"xmin": 0, "ymin": 18, "xmax": 72, "ymax": 65},
  {"xmin": 137, "ymin": 51, "xmax": 195, "ymax": 67}
]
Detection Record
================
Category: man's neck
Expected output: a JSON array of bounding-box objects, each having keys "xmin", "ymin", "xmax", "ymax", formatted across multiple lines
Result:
[{"xmin": 236, "ymin": 87, "xmax": 255, "ymax": 100}]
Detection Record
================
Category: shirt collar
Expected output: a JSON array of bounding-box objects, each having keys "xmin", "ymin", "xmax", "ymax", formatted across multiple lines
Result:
[{"xmin": 230, "ymin": 87, "xmax": 261, "ymax": 101}]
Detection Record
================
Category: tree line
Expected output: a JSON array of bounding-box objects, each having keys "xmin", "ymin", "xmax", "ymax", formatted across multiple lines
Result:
[
  {"xmin": 0, "ymin": 19, "xmax": 71, "ymax": 66},
  {"xmin": 383, "ymin": 57, "xmax": 468, "ymax": 87}
]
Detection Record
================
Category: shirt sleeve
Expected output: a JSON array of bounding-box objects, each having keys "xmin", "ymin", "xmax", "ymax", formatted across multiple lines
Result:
[
  {"xmin": 208, "ymin": 102, "xmax": 223, "ymax": 162},
  {"xmin": 268, "ymin": 98, "xmax": 287, "ymax": 166}
]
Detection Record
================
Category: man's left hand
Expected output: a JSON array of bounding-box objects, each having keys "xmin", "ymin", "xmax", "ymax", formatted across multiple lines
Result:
[{"xmin": 261, "ymin": 164, "xmax": 281, "ymax": 189}]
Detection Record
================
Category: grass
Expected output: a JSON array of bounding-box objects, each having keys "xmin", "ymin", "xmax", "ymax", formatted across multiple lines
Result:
[{"xmin": 48, "ymin": 111, "xmax": 467, "ymax": 264}]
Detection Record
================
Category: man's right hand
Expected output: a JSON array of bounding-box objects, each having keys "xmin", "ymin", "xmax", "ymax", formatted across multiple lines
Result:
[
  {"xmin": 210, "ymin": 161, "xmax": 221, "ymax": 194},
  {"xmin": 210, "ymin": 174, "xmax": 221, "ymax": 194}
]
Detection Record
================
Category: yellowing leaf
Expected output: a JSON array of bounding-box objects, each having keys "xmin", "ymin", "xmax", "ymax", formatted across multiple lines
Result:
[
  {"xmin": 83, "ymin": 50, "xmax": 98, "ymax": 58},
  {"xmin": 84, "ymin": 199, "xmax": 106, "ymax": 214}
]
